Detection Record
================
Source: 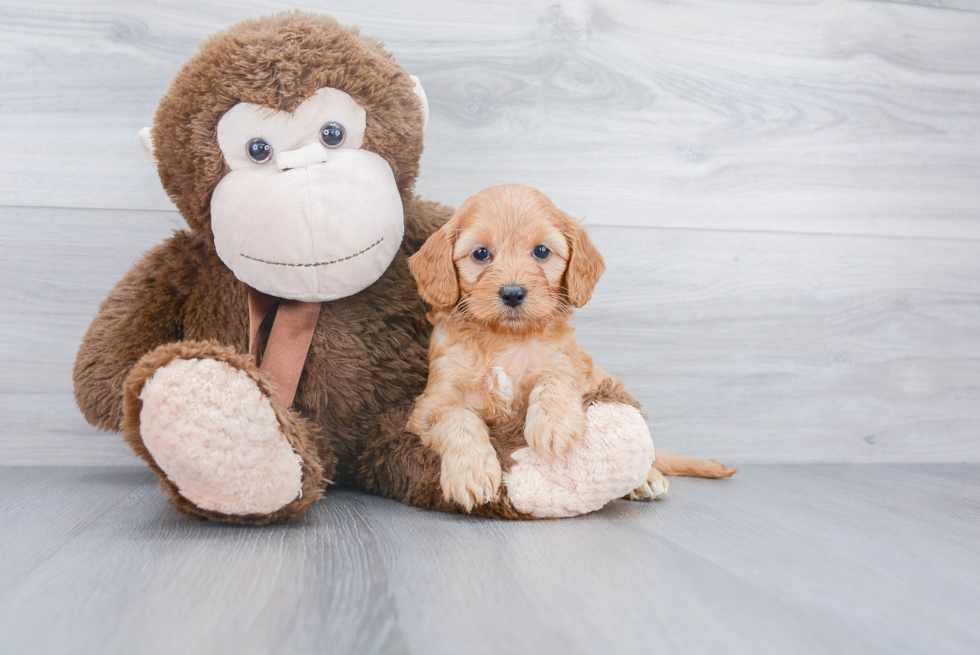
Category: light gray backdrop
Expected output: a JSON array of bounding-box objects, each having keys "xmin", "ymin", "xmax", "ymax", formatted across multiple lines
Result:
[{"xmin": 2, "ymin": 0, "xmax": 979, "ymax": 465}]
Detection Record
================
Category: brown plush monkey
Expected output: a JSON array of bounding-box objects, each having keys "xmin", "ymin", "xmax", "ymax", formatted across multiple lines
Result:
[{"xmin": 74, "ymin": 12, "xmax": 732, "ymax": 525}]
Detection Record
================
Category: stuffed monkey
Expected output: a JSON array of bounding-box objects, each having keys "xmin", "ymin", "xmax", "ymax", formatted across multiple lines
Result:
[{"xmin": 74, "ymin": 12, "xmax": 732, "ymax": 525}]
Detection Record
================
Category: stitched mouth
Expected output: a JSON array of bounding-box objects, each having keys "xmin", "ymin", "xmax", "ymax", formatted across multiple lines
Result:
[{"xmin": 240, "ymin": 238, "xmax": 383, "ymax": 267}]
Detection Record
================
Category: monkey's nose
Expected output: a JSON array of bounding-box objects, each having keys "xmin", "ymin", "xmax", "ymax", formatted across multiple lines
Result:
[
  {"xmin": 277, "ymin": 143, "xmax": 330, "ymax": 171},
  {"xmin": 499, "ymin": 285, "xmax": 527, "ymax": 308}
]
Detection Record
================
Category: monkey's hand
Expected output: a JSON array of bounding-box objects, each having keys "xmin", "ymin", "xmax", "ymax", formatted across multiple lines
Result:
[{"xmin": 74, "ymin": 233, "xmax": 202, "ymax": 431}]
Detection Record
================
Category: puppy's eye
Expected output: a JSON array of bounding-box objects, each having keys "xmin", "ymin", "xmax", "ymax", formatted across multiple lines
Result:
[
  {"xmin": 533, "ymin": 245, "xmax": 551, "ymax": 260},
  {"xmin": 472, "ymin": 247, "xmax": 491, "ymax": 262},
  {"xmin": 319, "ymin": 122, "xmax": 346, "ymax": 148},
  {"xmin": 246, "ymin": 138, "xmax": 274, "ymax": 163}
]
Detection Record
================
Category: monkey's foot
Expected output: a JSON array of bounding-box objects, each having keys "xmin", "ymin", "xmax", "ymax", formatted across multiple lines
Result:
[
  {"xmin": 123, "ymin": 342, "xmax": 325, "ymax": 523},
  {"xmin": 502, "ymin": 402, "xmax": 655, "ymax": 518}
]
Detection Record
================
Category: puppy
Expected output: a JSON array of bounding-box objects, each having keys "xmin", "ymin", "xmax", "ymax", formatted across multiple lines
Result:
[{"xmin": 408, "ymin": 184, "xmax": 674, "ymax": 510}]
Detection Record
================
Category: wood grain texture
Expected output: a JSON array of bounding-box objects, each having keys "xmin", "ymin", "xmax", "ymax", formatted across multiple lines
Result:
[
  {"xmin": 875, "ymin": 0, "xmax": 980, "ymax": 12},
  {"xmin": 1, "ymin": 1, "xmax": 979, "ymax": 465},
  {"xmin": 0, "ymin": 465, "xmax": 978, "ymax": 654},
  {"xmin": 2, "ymin": 4, "xmax": 977, "ymax": 653},
  {"xmin": 2, "ymin": 206, "xmax": 979, "ymax": 464},
  {"xmin": 0, "ymin": 0, "xmax": 979, "ymax": 239},
  {"xmin": 579, "ymin": 226, "xmax": 980, "ymax": 463}
]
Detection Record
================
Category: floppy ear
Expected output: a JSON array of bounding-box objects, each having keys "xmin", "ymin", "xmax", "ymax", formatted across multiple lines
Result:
[
  {"xmin": 563, "ymin": 220, "xmax": 605, "ymax": 308},
  {"xmin": 409, "ymin": 222, "xmax": 459, "ymax": 309}
]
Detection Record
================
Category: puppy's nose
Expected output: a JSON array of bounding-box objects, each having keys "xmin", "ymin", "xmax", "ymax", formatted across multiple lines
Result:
[{"xmin": 499, "ymin": 285, "xmax": 527, "ymax": 308}]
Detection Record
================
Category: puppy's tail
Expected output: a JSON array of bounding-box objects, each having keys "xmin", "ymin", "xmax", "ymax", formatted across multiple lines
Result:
[{"xmin": 652, "ymin": 451, "xmax": 737, "ymax": 478}]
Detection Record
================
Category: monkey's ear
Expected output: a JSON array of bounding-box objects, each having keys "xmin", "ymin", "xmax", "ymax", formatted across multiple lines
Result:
[
  {"xmin": 138, "ymin": 127, "xmax": 157, "ymax": 164},
  {"xmin": 410, "ymin": 75, "xmax": 429, "ymax": 131},
  {"xmin": 563, "ymin": 219, "xmax": 606, "ymax": 308},
  {"xmin": 409, "ymin": 223, "xmax": 458, "ymax": 310}
]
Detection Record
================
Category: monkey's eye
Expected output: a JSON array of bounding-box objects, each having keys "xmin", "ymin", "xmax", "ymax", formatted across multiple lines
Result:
[
  {"xmin": 472, "ymin": 248, "xmax": 491, "ymax": 262},
  {"xmin": 319, "ymin": 122, "xmax": 346, "ymax": 148},
  {"xmin": 533, "ymin": 245, "xmax": 551, "ymax": 260},
  {"xmin": 245, "ymin": 138, "xmax": 274, "ymax": 164}
]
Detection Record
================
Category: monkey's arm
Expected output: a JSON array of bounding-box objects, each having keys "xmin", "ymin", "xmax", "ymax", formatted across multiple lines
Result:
[
  {"xmin": 402, "ymin": 196, "xmax": 455, "ymax": 254},
  {"xmin": 73, "ymin": 231, "xmax": 205, "ymax": 431}
]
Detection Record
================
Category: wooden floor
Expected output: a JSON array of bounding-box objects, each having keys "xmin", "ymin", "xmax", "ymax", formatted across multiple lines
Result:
[
  {"xmin": 1, "ymin": 2, "xmax": 978, "ymax": 653},
  {"xmin": 1, "ymin": 464, "xmax": 978, "ymax": 655}
]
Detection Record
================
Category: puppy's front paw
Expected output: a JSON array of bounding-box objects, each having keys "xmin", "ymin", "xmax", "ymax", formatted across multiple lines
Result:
[
  {"xmin": 628, "ymin": 467, "xmax": 670, "ymax": 501},
  {"xmin": 524, "ymin": 396, "xmax": 586, "ymax": 458},
  {"xmin": 440, "ymin": 443, "xmax": 502, "ymax": 512}
]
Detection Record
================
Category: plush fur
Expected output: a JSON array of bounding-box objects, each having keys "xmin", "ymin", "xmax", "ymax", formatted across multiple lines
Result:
[
  {"xmin": 505, "ymin": 401, "xmax": 656, "ymax": 518},
  {"xmin": 75, "ymin": 13, "xmax": 459, "ymax": 522},
  {"xmin": 121, "ymin": 340, "xmax": 326, "ymax": 524},
  {"xmin": 150, "ymin": 12, "xmax": 426, "ymax": 233},
  {"xmin": 138, "ymin": 357, "xmax": 305, "ymax": 515},
  {"xmin": 74, "ymin": 12, "xmax": 733, "ymax": 524}
]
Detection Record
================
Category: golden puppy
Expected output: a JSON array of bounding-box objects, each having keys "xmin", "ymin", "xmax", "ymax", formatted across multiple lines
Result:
[{"xmin": 408, "ymin": 184, "xmax": 734, "ymax": 510}]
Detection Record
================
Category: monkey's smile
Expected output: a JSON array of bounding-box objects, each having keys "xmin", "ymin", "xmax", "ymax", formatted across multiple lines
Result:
[{"xmin": 239, "ymin": 237, "xmax": 384, "ymax": 268}]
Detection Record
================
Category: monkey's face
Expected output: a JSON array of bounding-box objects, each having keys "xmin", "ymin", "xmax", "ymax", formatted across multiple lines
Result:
[{"xmin": 210, "ymin": 87, "xmax": 405, "ymax": 302}]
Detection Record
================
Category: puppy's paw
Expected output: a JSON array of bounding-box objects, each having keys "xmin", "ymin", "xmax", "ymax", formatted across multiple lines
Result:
[
  {"xmin": 440, "ymin": 442, "xmax": 502, "ymax": 512},
  {"xmin": 628, "ymin": 467, "xmax": 670, "ymax": 501},
  {"xmin": 524, "ymin": 396, "xmax": 586, "ymax": 458}
]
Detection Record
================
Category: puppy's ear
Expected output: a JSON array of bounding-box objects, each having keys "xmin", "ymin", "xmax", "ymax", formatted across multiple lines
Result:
[
  {"xmin": 409, "ymin": 222, "xmax": 459, "ymax": 309},
  {"xmin": 563, "ymin": 219, "xmax": 605, "ymax": 308}
]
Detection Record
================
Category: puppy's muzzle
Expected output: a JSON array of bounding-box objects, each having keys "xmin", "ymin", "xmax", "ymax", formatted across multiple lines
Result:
[{"xmin": 499, "ymin": 284, "xmax": 527, "ymax": 308}]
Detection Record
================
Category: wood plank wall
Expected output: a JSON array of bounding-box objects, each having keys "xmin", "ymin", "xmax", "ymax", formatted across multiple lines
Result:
[{"xmin": 1, "ymin": 0, "xmax": 978, "ymax": 465}]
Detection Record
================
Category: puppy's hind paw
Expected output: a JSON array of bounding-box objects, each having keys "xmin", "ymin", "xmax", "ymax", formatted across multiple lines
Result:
[{"xmin": 628, "ymin": 467, "xmax": 669, "ymax": 501}]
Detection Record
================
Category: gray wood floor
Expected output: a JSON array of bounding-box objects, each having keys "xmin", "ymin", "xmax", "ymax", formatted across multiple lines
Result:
[
  {"xmin": 2, "ymin": 3, "xmax": 978, "ymax": 653},
  {"xmin": 1, "ymin": 464, "xmax": 978, "ymax": 655}
]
